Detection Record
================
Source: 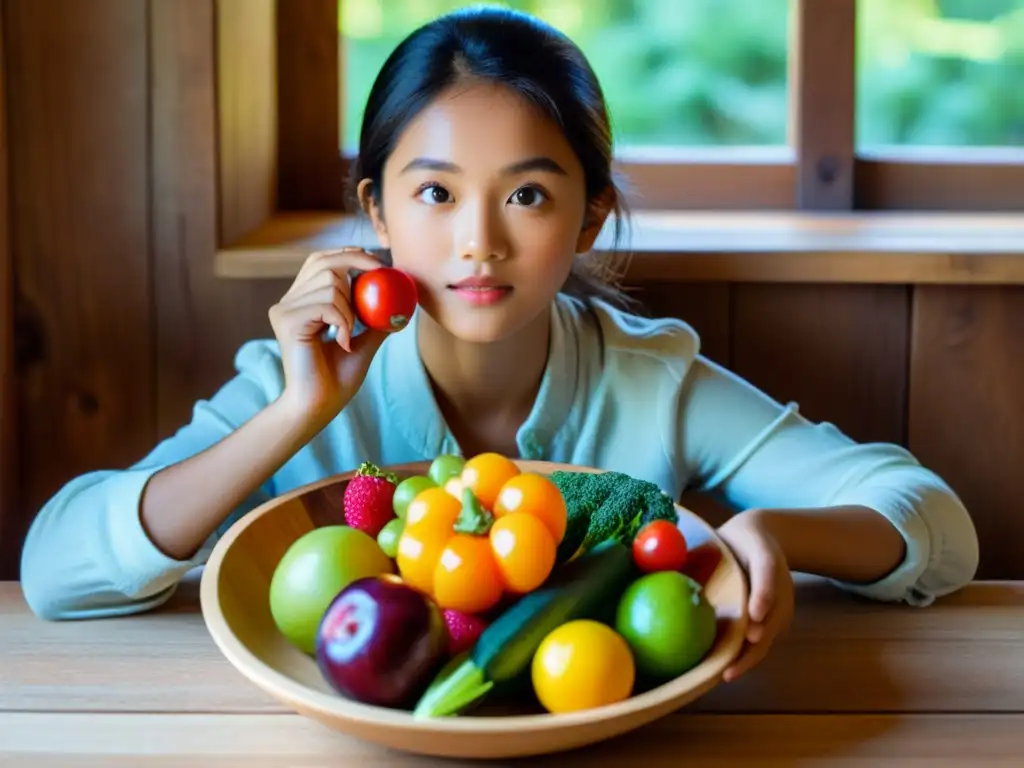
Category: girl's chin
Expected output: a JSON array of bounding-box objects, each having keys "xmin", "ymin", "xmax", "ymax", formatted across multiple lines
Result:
[{"xmin": 417, "ymin": 298, "xmax": 548, "ymax": 345}]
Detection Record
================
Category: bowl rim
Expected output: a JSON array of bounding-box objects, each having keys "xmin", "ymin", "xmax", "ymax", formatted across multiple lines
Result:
[{"xmin": 199, "ymin": 459, "xmax": 750, "ymax": 734}]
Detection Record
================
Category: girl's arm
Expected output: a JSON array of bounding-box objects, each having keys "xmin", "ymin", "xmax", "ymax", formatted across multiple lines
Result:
[
  {"xmin": 673, "ymin": 354, "xmax": 979, "ymax": 606},
  {"xmin": 19, "ymin": 342, "xmax": 291, "ymax": 620}
]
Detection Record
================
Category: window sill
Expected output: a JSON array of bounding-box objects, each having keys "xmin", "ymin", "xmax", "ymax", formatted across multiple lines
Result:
[{"xmin": 214, "ymin": 210, "xmax": 1024, "ymax": 284}]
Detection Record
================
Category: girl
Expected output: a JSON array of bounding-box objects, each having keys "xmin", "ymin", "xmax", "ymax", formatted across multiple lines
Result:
[{"xmin": 20, "ymin": 5, "xmax": 978, "ymax": 684}]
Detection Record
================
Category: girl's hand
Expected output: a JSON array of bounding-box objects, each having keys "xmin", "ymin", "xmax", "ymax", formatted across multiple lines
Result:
[
  {"xmin": 269, "ymin": 248, "xmax": 390, "ymax": 426},
  {"xmin": 716, "ymin": 509, "xmax": 795, "ymax": 683}
]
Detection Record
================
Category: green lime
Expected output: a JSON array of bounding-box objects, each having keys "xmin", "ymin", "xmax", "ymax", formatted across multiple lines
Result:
[
  {"xmin": 428, "ymin": 454, "xmax": 465, "ymax": 486},
  {"xmin": 392, "ymin": 475, "xmax": 436, "ymax": 518},
  {"xmin": 615, "ymin": 570, "xmax": 717, "ymax": 680},
  {"xmin": 376, "ymin": 517, "xmax": 405, "ymax": 559}
]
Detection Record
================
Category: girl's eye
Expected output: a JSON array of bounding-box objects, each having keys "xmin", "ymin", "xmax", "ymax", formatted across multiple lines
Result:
[
  {"xmin": 417, "ymin": 184, "xmax": 452, "ymax": 205},
  {"xmin": 508, "ymin": 185, "xmax": 547, "ymax": 208}
]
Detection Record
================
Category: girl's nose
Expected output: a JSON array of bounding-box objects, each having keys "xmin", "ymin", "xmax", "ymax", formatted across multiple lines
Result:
[{"xmin": 455, "ymin": 199, "xmax": 509, "ymax": 263}]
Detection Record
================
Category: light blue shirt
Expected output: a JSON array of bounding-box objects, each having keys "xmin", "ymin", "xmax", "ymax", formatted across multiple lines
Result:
[{"xmin": 19, "ymin": 294, "xmax": 980, "ymax": 620}]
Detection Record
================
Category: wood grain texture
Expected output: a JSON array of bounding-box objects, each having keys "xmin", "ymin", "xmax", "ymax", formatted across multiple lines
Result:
[
  {"xmin": 731, "ymin": 284, "xmax": 909, "ymax": 446},
  {"xmin": 2, "ymin": 0, "xmax": 154, "ymax": 554},
  {"xmin": 791, "ymin": 0, "xmax": 855, "ymax": 209},
  {"xmin": 216, "ymin": 0, "xmax": 278, "ymax": 244},
  {"xmin": 213, "ymin": 211, "xmax": 1024, "ymax": 284},
  {"xmin": 277, "ymin": 0, "xmax": 344, "ymax": 210},
  {"xmin": 2, "ymin": 712, "xmax": 1023, "ymax": 766},
  {"xmin": 3, "ymin": 579, "xmax": 1021, "ymax": 716},
  {"xmin": 0, "ymin": 0, "xmax": 17, "ymax": 578},
  {"xmin": 150, "ymin": 0, "xmax": 293, "ymax": 439},
  {"xmin": 908, "ymin": 286, "xmax": 1024, "ymax": 580}
]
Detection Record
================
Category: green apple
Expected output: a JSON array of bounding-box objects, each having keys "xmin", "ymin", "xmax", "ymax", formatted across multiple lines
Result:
[
  {"xmin": 392, "ymin": 475, "xmax": 436, "ymax": 518},
  {"xmin": 269, "ymin": 525, "xmax": 394, "ymax": 655},
  {"xmin": 615, "ymin": 570, "xmax": 717, "ymax": 680},
  {"xmin": 428, "ymin": 454, "xmax": 465, "ymax": 487}
]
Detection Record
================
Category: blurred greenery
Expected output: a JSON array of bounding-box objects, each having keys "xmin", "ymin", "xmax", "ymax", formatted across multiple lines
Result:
[{"xmin": 340, "ymin": 0, "xmax": 1024, "ymax": 151}]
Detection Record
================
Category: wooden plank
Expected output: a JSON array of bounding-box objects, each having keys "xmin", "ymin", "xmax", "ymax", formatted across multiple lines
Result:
[
  {"xmin": 612, "ymin": 148, "xmax": 796, "ymax": 211},
  {"xmin": 277, "ymin": 0, "xmax": 344, "ymax": 211},
  {"xmin": 1, "ymin": 713, "xmax": 1023, "ymax": 765},
  {"xmin": 216, "ymin": 0, "xmax": 278, "ymax": 244},
  {"xmin": 212, "ymin": 211, "xmax": 1024, "ymax": 284},
  {"xmin": 791, "ymin": 0, "xmax": 856, "ymax": 209},
  {"xmin": 2, "ymin": 0, "xmax": 154, "ymax": 557},
  {"xmin": 908, "ymin": 286, "xmax": 1024, "ymax": 580},
  {"xmin": 150, "ymin": 0, "xmax": 295, "ymax": 438},
  {"xmin": 3, "ymin": 579, "xmax": 1021, "ymax": 715},
  {"xmin": 731, "ymin": 284, "xmax": 908, "ymax": 446},
  {"xmin": 857, "ymin": 151, "xmax": 1024, "ymax": 212},
  {"xmin": 0, "ymin": 0, "xmax": 16, "ymax": 578}
]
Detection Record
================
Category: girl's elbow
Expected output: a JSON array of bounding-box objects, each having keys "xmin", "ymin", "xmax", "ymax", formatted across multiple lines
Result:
[{"xmin": 919, "ymin": 489, "xmax": 980, "ymax": 600}]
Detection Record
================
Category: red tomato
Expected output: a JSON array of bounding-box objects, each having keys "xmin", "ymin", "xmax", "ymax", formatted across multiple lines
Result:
[
  {"xmin": 352, "ymin": 267, "xmax": 419, "ymax": 332},
  {"xmin": 632, "ymin": 520, "xmax": 688, "ymax": 573}
]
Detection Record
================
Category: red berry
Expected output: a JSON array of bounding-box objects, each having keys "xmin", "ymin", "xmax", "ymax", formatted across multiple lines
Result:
[
  {"xmin": 342, "ymin": 461, "xmax": 398, "ymax": 537},
  {"xmin": 442, "ymin": 609, "xmax": 489, "ymax": 656}
]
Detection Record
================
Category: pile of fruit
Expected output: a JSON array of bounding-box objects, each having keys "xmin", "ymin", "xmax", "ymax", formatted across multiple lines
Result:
[{"xmin": 267, "ymin": 452, "xmax": 719, "ymax": 717}]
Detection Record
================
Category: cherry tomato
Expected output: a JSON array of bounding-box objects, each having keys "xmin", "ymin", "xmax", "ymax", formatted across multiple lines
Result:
[
  {"xmin": 632, "ymin": 520, "xmax": 689, "ymax": 573},
  {"xmin": 432, "ymin": 534, "xmax": 504, "ymax": 614},
  {"xmin": 489, "ymin": 513, "xmax": 556, "ymax": 593},
  {"xmin": 351, "ymin": 267, "xmax": 418, "ymax": 332},
  {"xmin": 460, "ymin": 452, "xmax": 520, "ymax": 510},
  {"xmin": 493, "ymin": 472, "xmax": 567, "ymax": 544}
]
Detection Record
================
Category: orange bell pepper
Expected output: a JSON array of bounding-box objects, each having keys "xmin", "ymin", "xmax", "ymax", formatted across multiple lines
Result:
[{"xmin": 395, "ymin": 454, "xmax": 567, "ymax": 615}]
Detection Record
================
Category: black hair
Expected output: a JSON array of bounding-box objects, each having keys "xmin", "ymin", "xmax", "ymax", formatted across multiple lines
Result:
[{"xmin": 348, "ymin": 3, "xmax": 643, "ymax": 314}]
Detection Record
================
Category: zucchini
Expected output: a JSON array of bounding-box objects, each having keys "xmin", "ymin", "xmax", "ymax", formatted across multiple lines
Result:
[{"xmin": 412, "ymin": 539, "xmax": 638, "ymax": 718}]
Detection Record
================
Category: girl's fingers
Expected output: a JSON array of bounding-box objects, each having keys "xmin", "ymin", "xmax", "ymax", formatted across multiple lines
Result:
[
  {"xmin": 295, "ymin": 248, "xmax": 381, "ymax": 284},
  {"xmin": 278, "ymin": 286, "xmax": 356, "ymax": 350},
  {"xmin": 746, "ymin": 549, "xmax": 777, "ymax": 625}
]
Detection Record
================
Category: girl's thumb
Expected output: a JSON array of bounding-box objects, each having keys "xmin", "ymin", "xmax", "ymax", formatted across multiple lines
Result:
[{"xmin": 346, "ymin": 327, "xmax": 389, "ymax": 369}]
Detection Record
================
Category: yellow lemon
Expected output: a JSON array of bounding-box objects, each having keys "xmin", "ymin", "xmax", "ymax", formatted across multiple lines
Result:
[{"xmin": 531, "ymin": 619, "xmax": 635, "ymax": 714}]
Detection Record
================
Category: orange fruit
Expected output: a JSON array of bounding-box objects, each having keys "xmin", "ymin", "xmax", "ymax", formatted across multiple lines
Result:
[
  {"xmin": 432, "ymin": 534, "xmax": 504, "ymax": 614},
  {"xmin": 493, "ymin": 472, "xmax": 567, "ymax": 543},
  {"xmin": 489, "ymin": 513, "xmax": 556, "ymax": 593},
  {"xmin": 460, "ymin": 452, "xmax": 520, "ymax": 510}
]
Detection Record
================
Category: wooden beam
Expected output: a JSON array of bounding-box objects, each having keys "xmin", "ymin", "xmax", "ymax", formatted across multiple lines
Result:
[
  {"xmin": 277, "ymin": 0, "xmax": 344, "ymax": 211},
  {"xmin": 0, "ymin": 0, "xmax": 17, "ymax": 577},
  {"xmin": 216, "ymin": 0, "xmax": 278, "ymax": 244},
  {"xmin": 791, "ymin": 0, "xmax": 856, "ymax": 210},
  {"xmin": 212, "ymin": 210, "xmax": 1024, "ymax": 285}
]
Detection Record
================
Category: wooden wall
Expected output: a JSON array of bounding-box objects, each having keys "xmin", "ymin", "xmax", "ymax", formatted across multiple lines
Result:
[{"xmin": 1, "ymin": 0, "xmax": 1022, "ymax": 581}]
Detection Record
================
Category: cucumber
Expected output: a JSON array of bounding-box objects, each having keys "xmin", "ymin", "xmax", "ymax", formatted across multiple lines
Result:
[{"xmin": 412, "ymin": 539, "xmax": 638, "ymax": 718}]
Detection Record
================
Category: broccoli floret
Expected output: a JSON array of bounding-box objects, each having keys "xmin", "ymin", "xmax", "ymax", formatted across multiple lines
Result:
[
  {"xmin": 551, "ymin": 469, "xmax": 679, "ymax": 561},
  {"xmin": 550, "ymin": 470, "xmax": 618, "ymax": 562}
]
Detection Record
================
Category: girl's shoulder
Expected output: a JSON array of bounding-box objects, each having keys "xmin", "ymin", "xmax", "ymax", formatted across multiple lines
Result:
[{"xmin": 558, "ymin": 293, "xmax": 703, "ymax": 385}]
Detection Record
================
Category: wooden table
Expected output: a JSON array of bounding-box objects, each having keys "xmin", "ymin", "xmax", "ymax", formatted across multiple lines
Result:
[{"xmin": 2, "ymin": 573, "xmax": 1022, "ymax": 766}]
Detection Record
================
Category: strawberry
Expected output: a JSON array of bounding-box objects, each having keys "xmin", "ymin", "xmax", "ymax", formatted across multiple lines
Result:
[
  {"xmin": 342, "ymin": 461, "xmax": 399, "ymax": 537},
  {"xmin": 442, "ymin": 609, "xmax": 489, "ymax": 656}
]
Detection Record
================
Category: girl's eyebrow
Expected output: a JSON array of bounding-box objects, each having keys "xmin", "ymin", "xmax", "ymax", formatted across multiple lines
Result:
[{"xmin": 399, "ymin": 156, "xmax": 568, "ymax": 176}]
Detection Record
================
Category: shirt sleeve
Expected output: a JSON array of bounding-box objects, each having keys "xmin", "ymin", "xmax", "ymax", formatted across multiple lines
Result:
[
  {"xmin": 672, "ymin": 354, "xmax": 980, "ymax": 607},
  {"xmin": 19, "ymin": 341, "xmax": 286, "ymax": 621}
]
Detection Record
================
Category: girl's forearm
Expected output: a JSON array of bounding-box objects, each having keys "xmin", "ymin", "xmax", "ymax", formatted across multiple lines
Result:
[
  {"xmin": 139, "ymin": 396, "xmax": 324, "ymax": 561},
  {"xmin": 749, "ymin": 505, "xmax": 907, "ymax": 584}
]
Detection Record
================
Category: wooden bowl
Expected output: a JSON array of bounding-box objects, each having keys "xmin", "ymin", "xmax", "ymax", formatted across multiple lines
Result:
[{"xmin": 199, "ymin": 460, "xmax": 749, "ymax": 759}]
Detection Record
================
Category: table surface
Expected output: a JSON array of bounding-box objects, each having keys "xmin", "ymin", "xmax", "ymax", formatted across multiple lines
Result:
[{"xmin": 2, "ymin": 572, "xmax": 1023, "ymax": 766}]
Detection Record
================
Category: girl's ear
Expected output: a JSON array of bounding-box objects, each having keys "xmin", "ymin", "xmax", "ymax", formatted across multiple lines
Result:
[
  {"xmin": 575, "ymin": 187, "xmax": 615, "ymax": 254},
  {"xmin": 357, "ymin": 178, "xmax": 390, "ymax": 248}
]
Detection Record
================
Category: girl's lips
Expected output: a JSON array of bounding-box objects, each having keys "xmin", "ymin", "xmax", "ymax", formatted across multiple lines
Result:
[{"xmin": 449, "ymin": 284, "xmax": 513, "ymax": 306}]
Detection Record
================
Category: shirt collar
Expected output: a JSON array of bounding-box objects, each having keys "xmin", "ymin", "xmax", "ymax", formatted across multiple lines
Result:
[{"xmin": 378, "ymin": 295, "xmax": 582, "ymax": 460}]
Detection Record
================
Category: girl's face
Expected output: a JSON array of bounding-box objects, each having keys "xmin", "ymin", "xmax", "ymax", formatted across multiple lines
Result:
[{"xmin": 359, "ymin": 80, "xmax": 607, "ymax": 343}]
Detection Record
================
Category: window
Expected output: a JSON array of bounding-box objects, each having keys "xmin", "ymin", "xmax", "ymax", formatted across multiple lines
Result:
[
  {"xmin": 214, "ymin": 0, "xmax": 1023, "ymax": 257},
  {"xmin": 340, "ymin": 0, "xmax": 792, "ymax": 151}
]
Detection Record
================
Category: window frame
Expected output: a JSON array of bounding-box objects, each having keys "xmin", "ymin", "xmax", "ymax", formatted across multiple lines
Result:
[{"xmin": 212, "ymin": 0, "xmax": 1024, "ymax": 273}]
